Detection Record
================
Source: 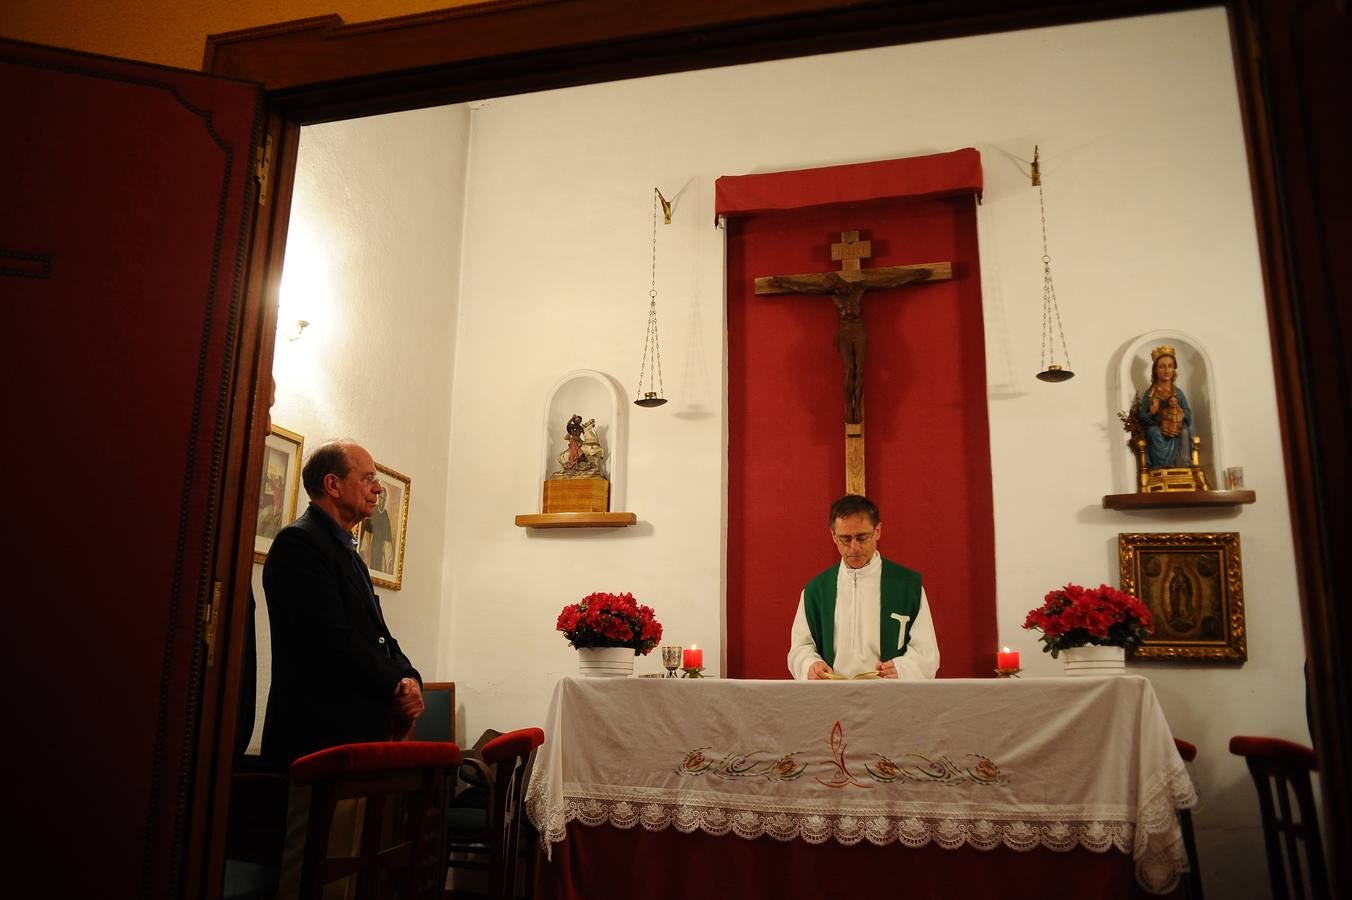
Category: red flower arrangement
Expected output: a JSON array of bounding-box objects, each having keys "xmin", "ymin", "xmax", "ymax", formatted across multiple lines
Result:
[
  {"xmin": 1023, "ymin": 583, "xmax": 1153, "ymax": 658},
  {"xmin": 556, "ymin": 591, "xmax": 663, "ymax": 656}
]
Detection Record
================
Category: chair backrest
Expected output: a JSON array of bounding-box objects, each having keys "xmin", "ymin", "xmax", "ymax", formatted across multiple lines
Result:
[
  {"xmin": 414, "ymin": 681, "xmax": 456, "ymax": 742},
  {"xmin": 479, "ymin": 728, "xmax": 546, "ymax": 900},
  {"xmin": 289, "ymin": 740, "xmax": 462, "ymax": 900},
  {"xmin": 1229, "ymin": 735, "xmax": 1329, "ymax": 900}
]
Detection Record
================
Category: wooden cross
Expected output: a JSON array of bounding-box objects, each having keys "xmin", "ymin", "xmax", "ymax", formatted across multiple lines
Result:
[{"xmin": 755, "ymin": 230, "xmax": 952, "ymax": 495}]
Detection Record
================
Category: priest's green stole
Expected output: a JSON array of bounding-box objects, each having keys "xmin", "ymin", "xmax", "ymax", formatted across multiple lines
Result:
[{"xmin": 804, "ymin": 558, "xmax": 922, "ymax": 667}]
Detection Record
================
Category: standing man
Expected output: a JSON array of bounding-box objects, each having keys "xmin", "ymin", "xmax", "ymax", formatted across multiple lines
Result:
[
  {"xmin": 787, "ymin": 494, "xmax": 940, "ymax": 680},
  {"xmin": 261, "ymin": 439, "xmax": 423, "ymax": 765}
]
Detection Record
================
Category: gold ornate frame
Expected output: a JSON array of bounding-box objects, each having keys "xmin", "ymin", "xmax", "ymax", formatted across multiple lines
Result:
[
  {"xmin": 252, "ymin": 424, "xmax": 305, "ymax": 564},
  {"xmin": 1119, "ymin": 532, "xmax": 1246, "ymax": 662},
  {"xmin": 352, "ymin": 461, "xmax": 411, "ymax": 591}
]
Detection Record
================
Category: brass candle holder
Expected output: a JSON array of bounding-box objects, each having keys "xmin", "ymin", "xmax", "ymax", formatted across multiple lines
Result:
[
  {"xmin": 682, "ymin": 666, "xmax": 705, "ymax": 679},
  {"xmin": 994, "ymin": 666, "xmax": 1022, "ymax": 678}
]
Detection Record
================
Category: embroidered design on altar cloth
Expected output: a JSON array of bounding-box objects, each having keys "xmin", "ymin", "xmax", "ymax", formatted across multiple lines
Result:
[
  {"xmin": 678, "ymin": 720, "xmax": 1006, "ymax": 789},
  {"xmin": 818, "ymin": 720, "xmax": 870, "ymax": 788},
  {"xmin": 677, "ymin": 747, "xmax": 807, "ymax": 781},
  {"xmin": 865, "ymin": 751, "xmax": 1003, "ymax": 785}
]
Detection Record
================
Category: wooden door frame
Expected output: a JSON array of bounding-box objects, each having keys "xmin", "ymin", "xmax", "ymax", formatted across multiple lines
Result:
[
  {"xmin": 202, "ymin": 1, "xmax": 1349, "ymax": 896},
  {"xmin": 191, "ymin": 112, "xmax": 302, "ymax": 900}
]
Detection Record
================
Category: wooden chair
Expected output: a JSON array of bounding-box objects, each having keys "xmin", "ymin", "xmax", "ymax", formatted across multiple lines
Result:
[
  {"xmin": 1229, "ymin": 736, "xmax": 1330, "ymax": 900},
  {"xmin": 445, "ymin": 727, "xmax": 545, "ymax": 900},
  {"xmin": 1172, "ymin": 738, "xmax": 1204, "ymax": 900},
  {"xmin": 289, "ymin": 740, "xmax": 462, "ymax": 900},
  {"xmin": 415, "ymin": 682, "xmax": 457, "ymax": 742}
]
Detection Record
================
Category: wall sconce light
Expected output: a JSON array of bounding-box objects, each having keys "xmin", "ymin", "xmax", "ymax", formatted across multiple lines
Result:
[{"xmin": 282, "ymin": 319, "xmax": 310, "ymax": 342}]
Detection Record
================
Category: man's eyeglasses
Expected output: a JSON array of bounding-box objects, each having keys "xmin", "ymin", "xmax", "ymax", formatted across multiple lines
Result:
[{"xmin": 833, "ymin": 529, "xmax": 877, "ymax": 547}]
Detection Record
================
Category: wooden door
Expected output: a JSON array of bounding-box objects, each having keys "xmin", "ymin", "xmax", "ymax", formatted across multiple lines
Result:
[{"xmin": 0, "ymin": 39, "xmax": 263, "ymax": 900}]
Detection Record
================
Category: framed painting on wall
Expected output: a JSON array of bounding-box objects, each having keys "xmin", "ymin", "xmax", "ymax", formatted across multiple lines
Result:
[
  {"xmin": 352, "ymin": 461, "xmax": 411, "ymax": 591},
  {"xmin": 253, "ymin": 425, "xmax": 305, "ymax": 563},
  {"xmin": 1118, "ymin": 532, "xmax": 1246, "ymax": 662}
]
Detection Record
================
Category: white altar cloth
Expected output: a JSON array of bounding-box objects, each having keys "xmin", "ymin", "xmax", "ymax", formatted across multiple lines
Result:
[{"xmin": 525, "ymin": 675, "xmax": 1198, "ymax": 893}]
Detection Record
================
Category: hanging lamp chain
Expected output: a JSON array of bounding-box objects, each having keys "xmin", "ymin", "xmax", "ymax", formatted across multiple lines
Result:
[
  {"xmin": 1038, "ymin": 181, "xmax": 1072, "ymax": 372},
  {"xmin": 636, "ymin": 189, "xmax": 665, "ymax": 401}
]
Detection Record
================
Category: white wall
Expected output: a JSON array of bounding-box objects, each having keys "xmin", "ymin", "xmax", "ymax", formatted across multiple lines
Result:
[
  {"xmin": 277, "ymin": 8, "xmax": 1307, "ymax": 897},
  {"xmin": 249, "ymin": 102, "xmax": 472, "ymax": 747}
]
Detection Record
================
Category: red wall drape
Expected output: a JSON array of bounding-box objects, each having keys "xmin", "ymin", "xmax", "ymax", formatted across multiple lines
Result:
[{"xmin": 722, "ymin": 151, "xmax": 995, "ymax": 679}]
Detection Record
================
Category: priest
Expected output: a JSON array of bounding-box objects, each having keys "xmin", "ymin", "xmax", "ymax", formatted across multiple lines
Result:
[{"xmin": 787, "ymin": 494, "xmax": 940, "ymax": 680}]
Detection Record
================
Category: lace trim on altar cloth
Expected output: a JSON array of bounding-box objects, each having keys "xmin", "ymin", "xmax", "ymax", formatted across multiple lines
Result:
[
  {"xmin": 1133, "ymin": 759, "xmax": 1201, "ymax": 893},
  {"xmin": 564, "ymin": 796, "xmax": 1135, "ymax": 853},
  {"xmin": 528, "ymin": 760, "xmax": 1200, "ymax": 896}
]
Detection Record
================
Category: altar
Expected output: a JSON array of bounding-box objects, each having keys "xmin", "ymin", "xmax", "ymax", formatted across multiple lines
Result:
[{"xmin": 526, "ymin": 675, "xmax": 1197, "ymax": 899}]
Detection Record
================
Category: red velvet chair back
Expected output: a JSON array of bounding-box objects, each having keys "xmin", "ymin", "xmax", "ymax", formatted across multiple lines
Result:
[
  {"xmin": 289, "ymin": 740, "xmax": 462, "ymax": 900},
  {"xmin": 1229, "ymin": 736, "xmax": 1329, "ymax": 900}
]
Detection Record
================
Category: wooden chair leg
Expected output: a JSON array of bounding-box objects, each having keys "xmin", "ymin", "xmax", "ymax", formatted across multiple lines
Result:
[{"xmin": 1177, "ymin": 808, "xmax": 1203, "ymax": 899}]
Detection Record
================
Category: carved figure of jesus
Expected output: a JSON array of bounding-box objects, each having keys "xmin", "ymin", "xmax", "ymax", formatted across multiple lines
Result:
[
  {"xmin": 833, "ymin": 286, "xmax": 867, "ymax": 424},
  {"xmin": 764, "ymin": 269, "xmax": 930, "ymax": 424},
  {"xmin": 755, "ymin": 230, "xmax": 953, "ymax": 495},
  {"xmin": 1160, "ymin": 394, "xmax": 1185, "ymax": 438}
]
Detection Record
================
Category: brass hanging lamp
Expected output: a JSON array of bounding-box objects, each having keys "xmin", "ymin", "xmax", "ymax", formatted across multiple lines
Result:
[
  {"xmin": 635, "ymin": 187, "xmax": 670, "ymax": 407},
  {"xmin": 1032, "ymin": 147, "xmax": 1074, "ymax": 383}
]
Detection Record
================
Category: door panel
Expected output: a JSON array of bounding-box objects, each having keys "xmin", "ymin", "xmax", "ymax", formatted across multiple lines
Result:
[{"xmin": 0, "ymin": 40, "xmax": 261, "ymax": 899}]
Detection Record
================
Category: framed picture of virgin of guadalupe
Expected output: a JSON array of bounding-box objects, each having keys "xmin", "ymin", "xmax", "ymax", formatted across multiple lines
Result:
[{"xmin": 1118, "ymin": 532, "xmax": 1247, "ymax": 662}]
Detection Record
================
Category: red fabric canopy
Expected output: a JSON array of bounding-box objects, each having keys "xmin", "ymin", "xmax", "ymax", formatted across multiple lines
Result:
[{"xmin": 715, "ymin": 147, "xmax": 983, "ymax": 221}]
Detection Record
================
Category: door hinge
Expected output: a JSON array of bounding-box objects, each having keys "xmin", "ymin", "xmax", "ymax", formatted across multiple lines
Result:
[
  {"xmin": 204, "ymin": 581, "xmax": 223, "ymax": 668},
  {"xmin": 255, "ymin": 134, "xmax": 274, "ymax": 206}
]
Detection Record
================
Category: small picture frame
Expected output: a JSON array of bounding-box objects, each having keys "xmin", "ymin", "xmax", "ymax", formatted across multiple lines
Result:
[
  {"xmin": 352, "ymin": 461, "xmax": 411, "ymax": 591},
  {"xmin": 1118, "ymin": 532, "xmax": 1247, "ymax": 662},
  {"xmin": 253, "ymin": 425, "xmax": 305, "ymax": 564}
]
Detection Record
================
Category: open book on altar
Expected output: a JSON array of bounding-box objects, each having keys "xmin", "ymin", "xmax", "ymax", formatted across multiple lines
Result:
[{"xmin": 822, "ymin": 670, "xmax": 883, "ymax": 680}]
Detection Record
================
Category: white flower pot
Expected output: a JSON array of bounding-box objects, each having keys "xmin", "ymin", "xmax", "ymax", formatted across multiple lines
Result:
[
  {"xmin": 1062, "ymin": 645, "xmax": 1126, "ymax": 676},
  {"xmin": 577, "ymin": 646, "xmax": 635, "ymax": 678}
]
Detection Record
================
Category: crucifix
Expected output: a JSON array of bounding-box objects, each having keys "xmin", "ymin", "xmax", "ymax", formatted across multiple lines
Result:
[{"xmin": 755, "ymin": 230, "xmax": 952, "ymax": 495}]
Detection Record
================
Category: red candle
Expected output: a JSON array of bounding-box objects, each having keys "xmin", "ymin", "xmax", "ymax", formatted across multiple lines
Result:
[
  {"xmin": 997, "ymin": 647, "xmax": 1020, "ymax": 670},
  {"xmin": 683, "ymin": 645, "xmax": 703, "ymax": 669}
]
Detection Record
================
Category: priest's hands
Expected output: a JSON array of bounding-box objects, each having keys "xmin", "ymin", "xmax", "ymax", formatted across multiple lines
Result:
[
  {"xmin": 806, "ymin": 661, "xmax": 901, "ymax": 679},
  {"xmin": 807, "ymin": 661, "xmax": 834, "ymax": 680}
]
